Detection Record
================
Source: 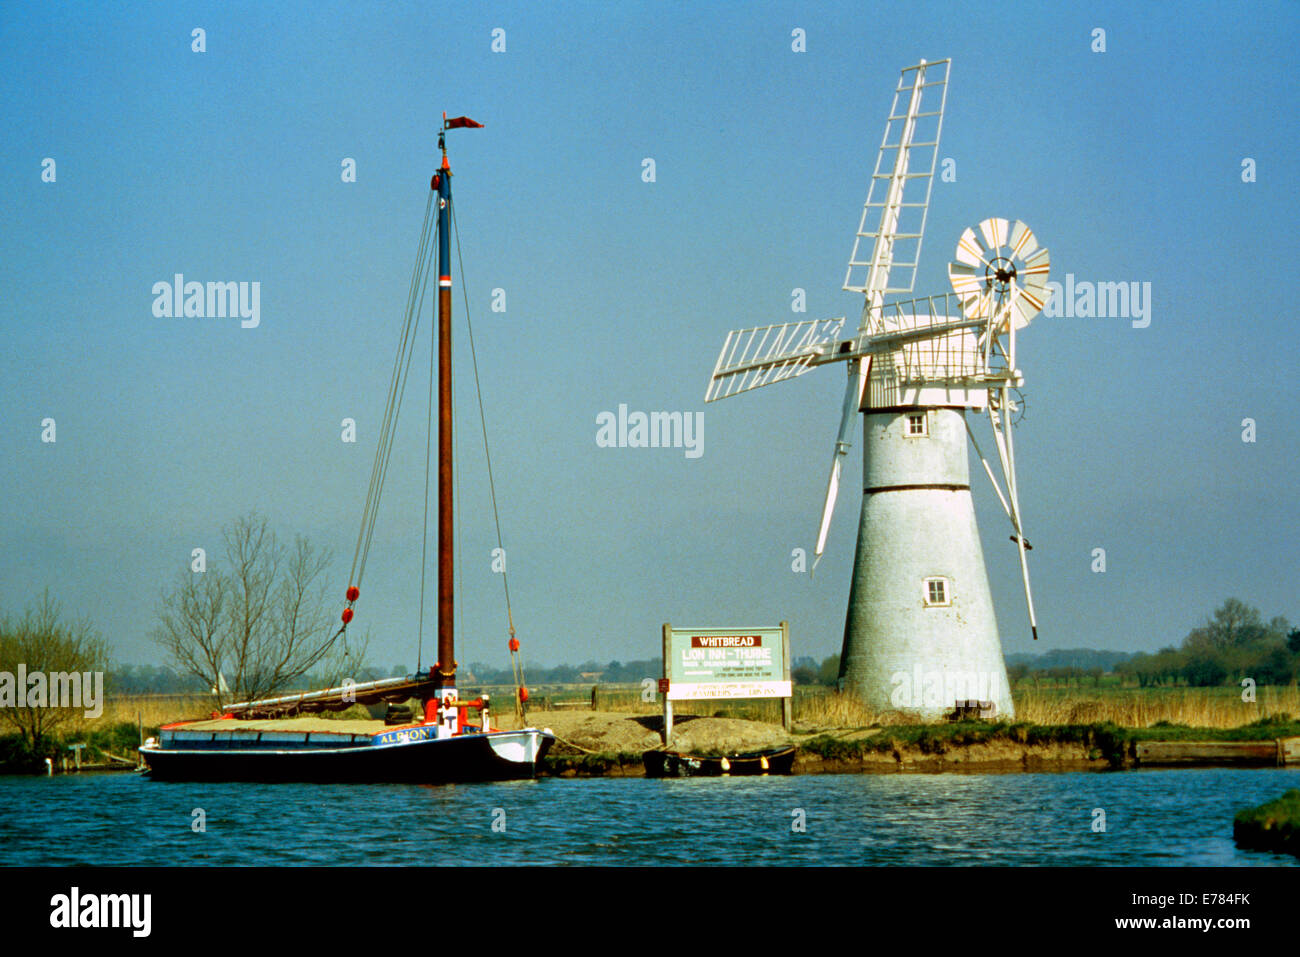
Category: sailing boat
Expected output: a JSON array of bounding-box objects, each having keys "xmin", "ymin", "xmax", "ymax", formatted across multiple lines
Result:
[{"xmin": 140, "ymin": 117, "xmax": 555, "ymax": 783}]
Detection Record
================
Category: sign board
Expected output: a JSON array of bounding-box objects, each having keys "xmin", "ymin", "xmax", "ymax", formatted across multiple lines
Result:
[
  {"xmin": 660, "ymin": 622, "xmax": 792, "ymax": 745},
  {"xmin": 664, "ymin": 625, "xmax": 791, "ymax": 700}
]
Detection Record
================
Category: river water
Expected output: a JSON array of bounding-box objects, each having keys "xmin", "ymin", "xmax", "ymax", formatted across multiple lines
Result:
[{"xmin": 1, "ymin": 768, "xmax": 1297, "ymax": 866}]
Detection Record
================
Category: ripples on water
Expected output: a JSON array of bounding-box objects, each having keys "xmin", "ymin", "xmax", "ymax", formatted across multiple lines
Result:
[{"xmin": 0, "ymin": 769, "xmax": 1297, "ymax": 866}]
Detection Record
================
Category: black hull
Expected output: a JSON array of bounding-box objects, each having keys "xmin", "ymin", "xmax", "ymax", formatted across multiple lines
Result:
[
  {"xmin": 142, "ymin": 730, "xmax": 552, "ymax": 784},
  {"xmin": 643, "ymin": 746, "xmax": 796, "ymax": 778}
]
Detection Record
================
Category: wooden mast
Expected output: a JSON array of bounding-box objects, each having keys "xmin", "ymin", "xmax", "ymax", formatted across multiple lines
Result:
[{"xmin": 435, "ymin": 128, "xmax": 455, "ymax": 691}]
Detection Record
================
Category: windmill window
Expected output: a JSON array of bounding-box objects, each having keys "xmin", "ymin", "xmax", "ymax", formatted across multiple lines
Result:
[
  {"xmin": 923, "ymin": 577, "xmax": 950, "ymax": 606},
  {"xmin": 905, "ymin": 413, "xmax": 928, "ymax": 437}
]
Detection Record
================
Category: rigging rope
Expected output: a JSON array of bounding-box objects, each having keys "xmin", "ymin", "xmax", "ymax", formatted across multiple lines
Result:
[
  {"xmin": 333, "ymin": 184, "xmax": 530, "ymax": 713},
  {"xmin": 339, "ymin": 191, "xmax": 438, "ymax": 636},
  {"xmin": 415, "ymin": 213, "xmax": 439, "ymax": 673}
]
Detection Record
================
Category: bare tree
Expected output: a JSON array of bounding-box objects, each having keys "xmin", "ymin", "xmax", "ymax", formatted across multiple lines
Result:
[
  {"xmin": 0, "ymin": 590, "xmax": 110, "ymax": 754},
  {"xmin": 154, "ymin": 513, "xmax": 366, "ymax": 707}
]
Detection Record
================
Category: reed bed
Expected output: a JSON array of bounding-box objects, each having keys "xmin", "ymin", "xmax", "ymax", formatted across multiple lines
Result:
[
  {"xmin": 82, "ymin": 683, "xmax": 1300, "ymax": 737},
  {"xmin": 1013, "ymin": 684, "xmax": 1300, "ymax": 728},
  {"xmin": 92, "ymin": 694, "xmax": 213, "ymax": 729},
  {"xmin": 542, "ymin": 683, "xmax": 1299, "ymax": 731},
  {"xmin": 535, "ymin": 686, "xmax": 928, "ymax": 728}
]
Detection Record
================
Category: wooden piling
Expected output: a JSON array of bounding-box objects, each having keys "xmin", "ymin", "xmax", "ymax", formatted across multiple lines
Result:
[{"xmin": 1135, "ymin": 739, "xmax": 1285, "ymax": 767}]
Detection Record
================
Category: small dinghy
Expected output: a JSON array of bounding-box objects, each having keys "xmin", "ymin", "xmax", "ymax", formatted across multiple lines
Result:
[{"xmin": 643, "ymin": 746, "xmax": 795, "ymax": 778}]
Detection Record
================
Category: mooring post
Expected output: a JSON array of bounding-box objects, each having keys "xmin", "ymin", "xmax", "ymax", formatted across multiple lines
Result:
[
  {"xmin": 662, "ymin": 622, "xmax": 673, "ymax": 747},
  {"xmin": 780, "ymin": 620, "xmax": 792, "ymax": 733}
]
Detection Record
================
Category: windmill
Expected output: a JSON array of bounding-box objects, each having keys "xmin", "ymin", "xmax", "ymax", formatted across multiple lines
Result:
[{"xmin": 704, "ymin": 59, "xmax": 1051, "ymax": 719}]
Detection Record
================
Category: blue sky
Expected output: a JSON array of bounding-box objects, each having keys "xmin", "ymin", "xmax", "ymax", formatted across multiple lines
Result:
[{"xmin": 2, "ymin": 1, "xmax": 1297, "ymax": 675}]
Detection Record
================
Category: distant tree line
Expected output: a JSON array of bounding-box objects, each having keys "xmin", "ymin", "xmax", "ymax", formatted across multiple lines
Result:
[
  {"xmin": 797, "ymin": 654, "xmax": 1119, "ymax": 688},
  {"xmin": 106, "ymin": 665, "xmax": 208, "ymax": 695},
  {"xmin": 791, "ymin": 655, "xmax": 841, "ymax": 686},
  {"xmin": 1006, "ymin": 663, "xmax": 1109, "ymax": 686},
  {"xmin": 462, "ymin": 658, "xmax": 664, "ymax": 686},
  {"xmin": 1114, "ymin": 599, "xmax": 1297, "ymax": 688},
  {"xmin": 792, "ymin": 600, "xmax": 1299, "ymax": 690},
  {"xmin": 102, "ymin": 598, "xmax": 1300, "ymax": 695},
  {"xmin": 1005, "ymin": 648, "xmax": 1135, "ymax": 672}
]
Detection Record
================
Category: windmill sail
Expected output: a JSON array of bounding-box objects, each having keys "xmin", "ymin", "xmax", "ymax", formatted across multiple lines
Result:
[
  {"xmin": 814, "ymin": 59, "xmax": 950, "ymax": 562},
  {"xmin": 705, "ymin": 317, "xmax": 846, "ymax": 401},
  {"xmin": 813, "ymin": 357, "xmax": 870, "ymax": 569},
  {"xmin": 844, "ymin": 59, "xmax": 949, "ymax": 307}
]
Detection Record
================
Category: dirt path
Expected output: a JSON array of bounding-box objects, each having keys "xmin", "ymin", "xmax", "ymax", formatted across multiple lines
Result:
[{"xmin": 517, "ymin": 710, "xmax": 791, "ymax": 755}]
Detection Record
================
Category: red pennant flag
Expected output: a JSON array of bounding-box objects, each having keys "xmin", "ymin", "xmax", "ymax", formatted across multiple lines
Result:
[{"xmin": 444, "ymin": 116, "xmax": 484, "ymax": 129}]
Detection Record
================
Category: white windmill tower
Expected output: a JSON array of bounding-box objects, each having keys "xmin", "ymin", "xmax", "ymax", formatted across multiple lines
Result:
[{"xmin": 705, "ymin": 59, "xmax": 1051, "ymax": 719}]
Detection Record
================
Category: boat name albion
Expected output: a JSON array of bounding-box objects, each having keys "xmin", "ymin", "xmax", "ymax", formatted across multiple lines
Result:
[
  {"xmin": 151, "ymin": 274, "xmax": 261, "ymax": 328},
  {"xmin": 377, "ymin": 725, "xmax": 436, "ymax": 746}
]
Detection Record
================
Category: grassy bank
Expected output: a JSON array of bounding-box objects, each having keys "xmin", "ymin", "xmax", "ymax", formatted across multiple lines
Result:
[
  {"xmin": 536, "ymin": 710, "xmax": 1300, "ymax": 777},
  {"xmin": 539, "ymin": 683, "xmax": 1300, "ymax": 731},
  {"xmin": 795, "ymin": 714, "xmax": 1300, "ymax": 768},
  {"xmin": 797, "ymin": 721, "xmax": 1132, "ymax": 767},
  {"xmin": 0, "ymin": 721, "xmax": 155, "ymax": 773},
  {"xmin": 6, "ymin": 684, "xmax": 1297, "ymax": 775},
  {"xmin": 1233, "ymin": 790, "xmax": 1300, "ymax": 857}
]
